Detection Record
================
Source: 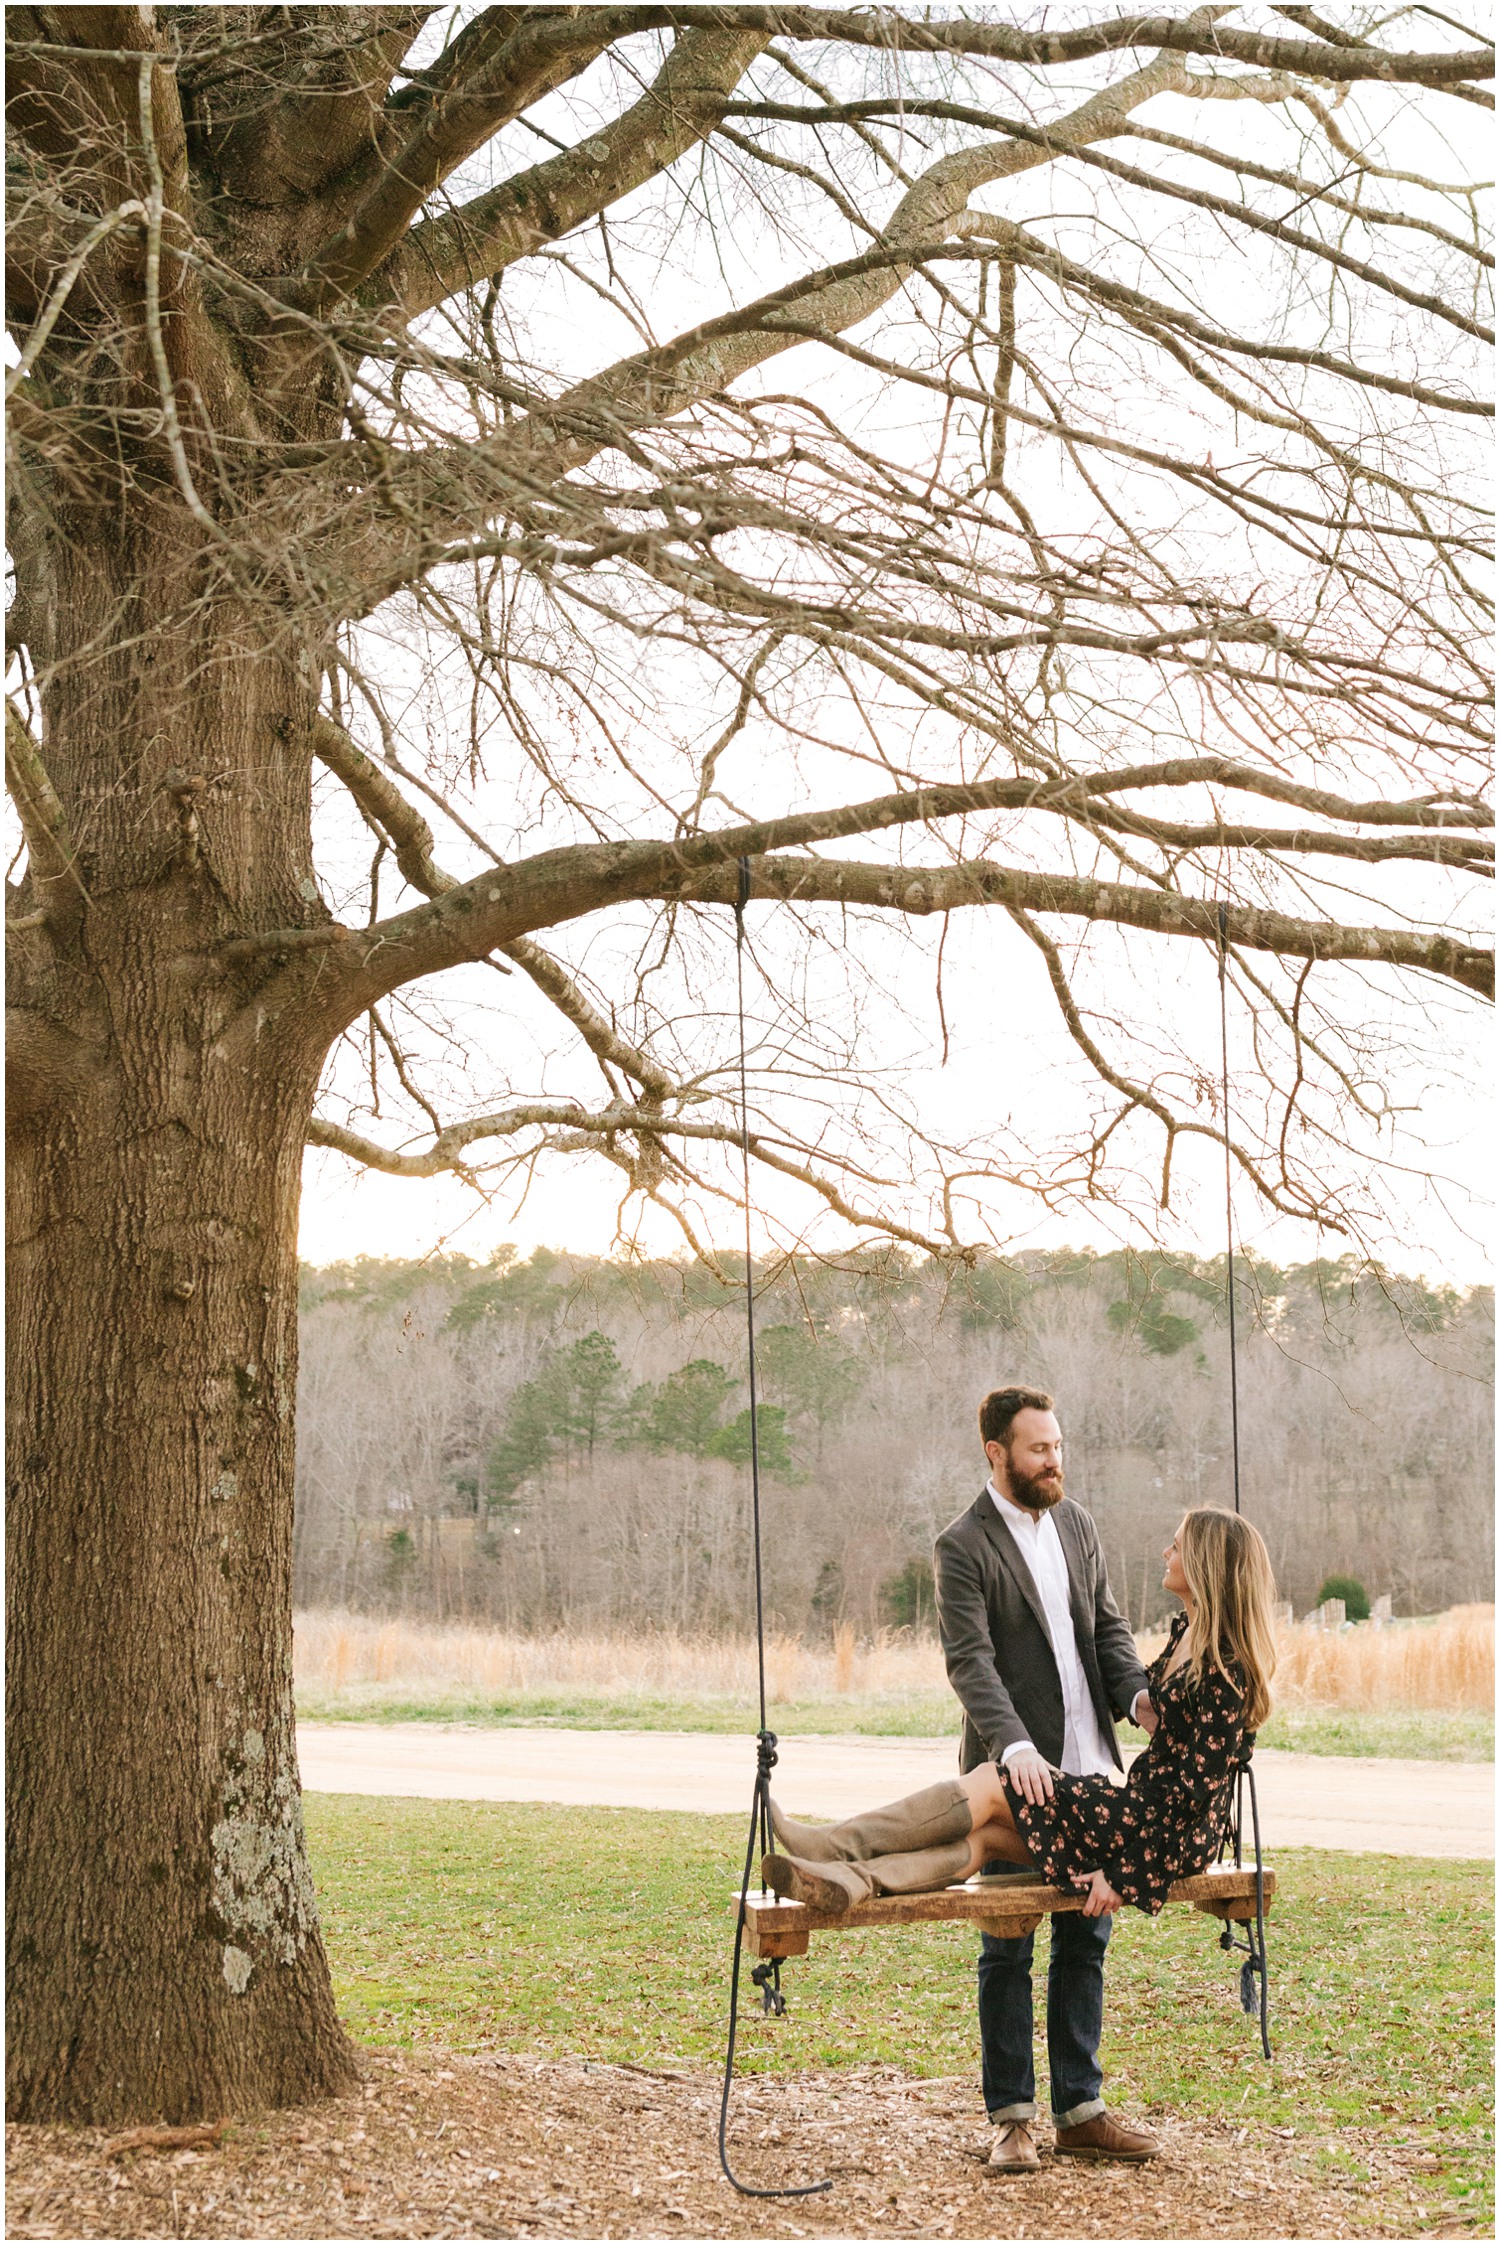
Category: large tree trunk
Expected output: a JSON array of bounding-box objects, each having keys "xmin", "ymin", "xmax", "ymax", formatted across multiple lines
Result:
[{"xmin": 6, "ymin": 510, "xmax": 357, "ymax": 2121}]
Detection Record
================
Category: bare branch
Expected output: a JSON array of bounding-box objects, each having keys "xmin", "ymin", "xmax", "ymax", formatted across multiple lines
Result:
[
  {"xmin": 1006, "ymin": 904, "xmax": 1319, "ymax": 1222},
  {"xmin": 313, "ymin": 713, "xmax": 678, "ymax": 1102},
  {"xmin": 325, "ymin": 46, "xmax": 1218, "ymax": 608},
  {"xmin": 310, "ymin": 1097, "xmax": 674, "ymax": 1178},
  {"xmin": 4, "ymin": 199, "xmax": 145, "ymax": 393},
  {"xmin": 221, "ymin": 924, "xmax": 355, "ymax": 964},
  {"xmin": 259, "ymin": 794, "xmax": 1491, "ymax": 1032},
  {"xmin": 4, "ymin": 698, "xmax": 86, "ymax": 933},
  {"xmin": 308, "ymin": 1101, "xmax": 952, "ymax": 1254},
  {"xmin": 684, "ymin": 857, "xmax": 1495, "ymax": 1000},
  {"xmin": 380, "ymin": 28, "xmax": 770, "ymax": 320},
  {"xmin": 731, "ymin": 93, "xmax": 1493, "ymax": 341},
  {"xmin": 499, "ymin": 938, "xmax": 678, "ymax": 1106},
  {"xmin": 954, "ymin": 209, "xmax": 1492, "ymax": 398},
  {"xmin": 632, "ymin": 8, "xmax": 1494, "ymax": 86},
  {"xmin": 286, "ymin": 10, "xmax": 631, "ymax": 314},
  {"xmin": 311, "ymin": 715, "xmax": 453, "ymax": 899},
  {"xmin": 1080, "ymin": 810, "xmax": 1490, "ymax": 872}
]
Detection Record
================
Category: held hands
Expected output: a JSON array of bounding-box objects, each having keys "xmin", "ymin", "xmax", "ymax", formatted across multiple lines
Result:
[
  {"xmin": 1133, "ymin": 1690, "xmax": 1159, "ymax": 1738},
  {"xmin": 1004, "ymin": 1748, "xmax": 1055, "ymax": 1806}
]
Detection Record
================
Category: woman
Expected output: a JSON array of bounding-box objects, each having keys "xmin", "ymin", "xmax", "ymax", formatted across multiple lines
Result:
[{"xmin": 763, "ymin": 1507, "xmax": 1277, "ymax": 1918}]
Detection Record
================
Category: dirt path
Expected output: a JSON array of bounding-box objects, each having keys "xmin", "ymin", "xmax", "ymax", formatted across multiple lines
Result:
[
  {"xmin": 294, "ymin": 1727, "xmax": 1493, "ymax": 1859},
  {"xmin": 6, "ymin": 2047, "xmax": 1476, "ymax": 2241}
]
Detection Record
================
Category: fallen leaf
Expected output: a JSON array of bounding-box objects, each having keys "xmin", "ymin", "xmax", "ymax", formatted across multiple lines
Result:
[{"xmin": 102, "ymin": 2122, "xmax": 226, "ymax": 2160}]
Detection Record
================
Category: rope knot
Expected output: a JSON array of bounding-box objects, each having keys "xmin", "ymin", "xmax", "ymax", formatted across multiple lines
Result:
[{"xmin": 756, "ymin": 1729, "xmax": 779, "ymax": 1779}]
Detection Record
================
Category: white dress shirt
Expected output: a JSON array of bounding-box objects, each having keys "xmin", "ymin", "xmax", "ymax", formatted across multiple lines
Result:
[{"xmin": 987, "ymin": 1482, "xmax": 1129, "ymax": 1777}]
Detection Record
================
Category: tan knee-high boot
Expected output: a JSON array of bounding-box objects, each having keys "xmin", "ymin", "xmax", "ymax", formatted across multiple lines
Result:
[
  {"xmin": 768, "ymin": 1779, "xmax": 972, "ymax": 1864},
  {"xmin": 762, "ymin": 1836, "xmax": 972, "ymax": 1913}
]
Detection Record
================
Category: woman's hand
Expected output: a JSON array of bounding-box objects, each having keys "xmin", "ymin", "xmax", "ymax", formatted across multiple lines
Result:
[
  {"xmin": 1080, "ymin": 1868, "xmax": 1125, "ymax": 1917},
  {"xmin": 1133, "ymin": 1689, "xmax": 1159, "ymax": 1737}
]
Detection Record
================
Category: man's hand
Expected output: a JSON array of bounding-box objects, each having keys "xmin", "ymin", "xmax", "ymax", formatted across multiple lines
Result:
[
  {"xmin": 1003, "ymin": 1748, "xmax": 1055, "ymax": 1806},
  {"xmin": 1133, "ymin": 1690, "xmax": 1159, "ymax": 1738},
  {"xmin": 1080, "ymin": 1868, "xmax": 1124, "ymax": 1917}
]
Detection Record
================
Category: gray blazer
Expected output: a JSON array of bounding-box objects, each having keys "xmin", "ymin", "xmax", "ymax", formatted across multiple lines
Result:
[{"xmin": 934, "ymin": 1489, "xmax": 1149, "ymax": 1775}]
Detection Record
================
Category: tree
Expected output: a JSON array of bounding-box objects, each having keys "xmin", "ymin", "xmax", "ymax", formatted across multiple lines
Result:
[
  {"xmin": 880, "ymin": 1555, "xmax": 937, "ymax": 1633},
  {"xmin": 443, "ymin": 1243, "xmax": 566, "ymax": 1333},
  {"xmin": 705, "ymin": 1400, "xmax": 794, "ymax": 1475},
  {"xmin": 635, "ymin": 1357, "xmax": 739, "ymax": 1455},
  {"xmin": 758, "ymin": 1321, "xmax": 867, "ymax": 1440},
  {"xmin": 1104, "ymin": 1254, "xmax": 1210, "ymax": 1357},
  {"xmin": 486, "ymin": 1327, "xmax": 624, "ymax": 1493},
  {"xmin": 5, "ymin": 6, "xmax": 1491, "ymax": 2122},
  {"xmin": 1316, "ymin": 1572, "xmax": 1371, "ymax": 1622}
]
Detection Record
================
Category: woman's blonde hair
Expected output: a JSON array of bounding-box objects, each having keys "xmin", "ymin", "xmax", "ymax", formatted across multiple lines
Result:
[{"xmin": 1178, "ymin": 1508, "xmax": 1277, "ymax": 1730}]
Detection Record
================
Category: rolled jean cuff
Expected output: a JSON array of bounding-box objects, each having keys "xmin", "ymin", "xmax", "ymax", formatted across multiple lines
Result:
[
  {"xmin": 987, "ymin": 2102, "xmax": 1038, "ymax": 2125},
  {"xmin": 1054, "ymin": 2097, "xmax": 1106, "ymax": 2129}
]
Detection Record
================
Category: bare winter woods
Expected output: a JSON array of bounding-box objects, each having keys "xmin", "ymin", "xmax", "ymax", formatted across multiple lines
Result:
[{"xmin": 294, "ymin": 1248, "xmax": 1493, "ymax": 1634}]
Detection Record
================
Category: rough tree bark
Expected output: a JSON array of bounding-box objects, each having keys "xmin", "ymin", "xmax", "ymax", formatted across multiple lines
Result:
[
  {"xmin": 7, "ymin": 512, "xmax": 356, "ymax": 2112},
  {"xmin": 5, "ymin": 4, "xmax": 1492, "ymax": 2122}
]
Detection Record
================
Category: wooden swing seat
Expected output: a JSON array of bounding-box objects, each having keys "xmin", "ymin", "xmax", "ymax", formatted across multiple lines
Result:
[{"xmin": 739, "ymin": 1861, "xmax": 1275, "ymax": 1958}]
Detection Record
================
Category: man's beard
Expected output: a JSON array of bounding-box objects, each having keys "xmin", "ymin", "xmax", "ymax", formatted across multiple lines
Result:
[{"xmin": 1008, "ymin": 1462, "xmax": 1065, "ymax": 1512}]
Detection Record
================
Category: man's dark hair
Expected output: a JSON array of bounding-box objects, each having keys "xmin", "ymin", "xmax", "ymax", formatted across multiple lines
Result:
[{"xmin": 979, "ymin": 1385, "xmax": 1055, "ymax": 1450}]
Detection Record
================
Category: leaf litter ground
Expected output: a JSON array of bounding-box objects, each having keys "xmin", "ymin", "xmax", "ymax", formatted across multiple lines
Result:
[{"xmin": 6, "ymin": 2050, "xmax": 1483, "ymax": 2241}]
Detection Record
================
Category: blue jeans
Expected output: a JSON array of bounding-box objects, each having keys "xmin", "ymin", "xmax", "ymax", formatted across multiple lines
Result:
[{"xmin": 977, "ymin": 1909, "xmax": 1111, "ymax": 2128}]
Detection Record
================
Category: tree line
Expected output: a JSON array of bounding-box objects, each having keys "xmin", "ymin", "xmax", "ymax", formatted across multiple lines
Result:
[{"xmin": 294, "ymin": 1245, "xmax": 1493, "ymax": 1635}]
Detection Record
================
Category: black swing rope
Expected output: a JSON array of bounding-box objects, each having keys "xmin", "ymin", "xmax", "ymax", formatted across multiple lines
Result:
[
  {"xmin": 717, "ymin": 860, "xmax": 834, "ymax": 2200},
  {"xmin": 1218, "ymin": 903, "xmax": 1272, "ymax": 2062}
]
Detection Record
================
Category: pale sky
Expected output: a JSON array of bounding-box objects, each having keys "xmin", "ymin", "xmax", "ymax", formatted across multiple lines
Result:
[
  {"xmin": 297, "ymin": 30, "xmax": 1491, "ymax": 1289},
  {"xmin": 4, "ymin": 20, "xmax": 1487, "ymax": 1289},
  {"xmin": 299, "ymin": 904, "xmax": 1492, "ymax": 1284}
]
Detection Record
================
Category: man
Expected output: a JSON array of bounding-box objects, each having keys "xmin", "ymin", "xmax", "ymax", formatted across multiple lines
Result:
[{"xmin": 934, "ymin": 1383, "xmax": 1159, "ymax": 2175}]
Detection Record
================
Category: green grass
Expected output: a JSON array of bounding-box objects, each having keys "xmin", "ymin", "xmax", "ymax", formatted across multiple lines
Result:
[
  {"xmin": 296, "ymin": 1685, "xmax": 965, "ymax": 1735},
  {"xmin": 1255, "ymin": 1706, "xmax": 1493, "ymax": 1762},
  {"xmin": 305, "ymin": 1793, "xmax": 1494, "ymax": 2232},
  {"xmin": 298, "ymin": 1685, "xmax": 1494, "ymax": 1761}
]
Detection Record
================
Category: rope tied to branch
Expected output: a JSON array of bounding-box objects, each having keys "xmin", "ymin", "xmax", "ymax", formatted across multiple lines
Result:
[{"xmin": 717, "ymin": 858, "xmax": 832, "ymax": 2200}]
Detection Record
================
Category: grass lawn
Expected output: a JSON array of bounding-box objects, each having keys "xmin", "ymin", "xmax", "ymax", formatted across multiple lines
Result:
[
  {"xmin": 305, "ymin": 1793, "xmax": 1493, "ymax": 2233},
  {"xmin": 1256, "ymin": 1706, "xmax": 1494, "ymax": 1762},
  {"xmin": 297, "ymin": 1686, "xmax": 1494, "ymax": 1762}
]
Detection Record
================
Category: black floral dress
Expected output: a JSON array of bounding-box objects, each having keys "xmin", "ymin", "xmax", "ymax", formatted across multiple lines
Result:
[{"xmin": 1002, "ymin": 1613, "xmax": 1253, "ymax": 1915}]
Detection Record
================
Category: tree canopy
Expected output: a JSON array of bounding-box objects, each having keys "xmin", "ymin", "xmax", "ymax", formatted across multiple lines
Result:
[{"xmin": 11, "ymin": 2, "xmax": 1492, "ymax": 1268}]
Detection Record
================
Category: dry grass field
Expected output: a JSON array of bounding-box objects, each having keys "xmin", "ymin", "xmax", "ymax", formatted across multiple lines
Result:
[
  {"xmin": 295, "ymin": 1603, "xmax": 1494, "ymax": 1715},
  {"xmin": 1258, "ymin": 1603, "xmax": 1493, "ymax": 1712}
]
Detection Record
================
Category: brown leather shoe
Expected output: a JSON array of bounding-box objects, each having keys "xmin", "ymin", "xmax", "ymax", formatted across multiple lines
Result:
[
  {"xmin": 986, "ymin": 2121, "xmax": 1042, "ymax": 2174},
  {"xmin": 1053, "ymin": 2112, "xmax": 1158, "ymax": 2163}
]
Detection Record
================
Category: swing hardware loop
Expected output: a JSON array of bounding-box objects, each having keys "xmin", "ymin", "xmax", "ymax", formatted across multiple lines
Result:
[
  {"xmin": 751, "ymin": 1958, "xmax": 788, "ymax": 2017},
  {"xmin": 756, "ymin": 1729, "xmax": 779, "ymax": 1780},
  {"xmin": 1240, "ymin": 1956, "xmax": 1263, "ymax": 2016}
]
